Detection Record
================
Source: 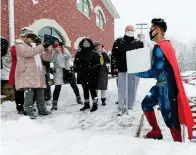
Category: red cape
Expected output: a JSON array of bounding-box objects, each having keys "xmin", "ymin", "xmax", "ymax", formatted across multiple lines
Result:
[{"xmin": 157, "ymin": 40, "xmax": 195, "ymax": 140}]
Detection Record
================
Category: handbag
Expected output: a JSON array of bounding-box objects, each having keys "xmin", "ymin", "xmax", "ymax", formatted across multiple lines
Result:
[{"xmin": 62, "ymin": 68, "xmax": 75, "ymax": 83}]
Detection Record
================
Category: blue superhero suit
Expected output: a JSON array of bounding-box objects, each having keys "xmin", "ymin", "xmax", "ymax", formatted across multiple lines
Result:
[{"xmin": 133, "ymin": 45, "xmax": 180, "ymax": 129}]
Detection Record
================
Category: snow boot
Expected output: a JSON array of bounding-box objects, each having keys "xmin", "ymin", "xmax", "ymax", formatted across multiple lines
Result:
[
  {"xmin": 80, "ymin": 102, "xmax": 90, "ymax": 111},
  {"xmin": 76, "ymin": 96, "xmax": 83, "ymax": 105},
  {"xmin": 170, "ymin": 128, "xmax": 182, "ymax": 142},
  {"xmin": 18, "ymin": 110, "xmax": 24, "ymax": 115},
  {"xmin": 36, "ymin": 102, "xmax": 51, "ymax": 116},
  {"xmin": 45, "ymin": 100, "xmax": 52, "ymax": 106},
  {"xmin": 144, "ymin": 111, "xmax": 163, "ymax": 140},
  {"xmin": 51, "ymin": 101, "xmax": 58, "ymax": 111},
  {"xmin": 117, "ymin": 108, "xmax": 125, "ymax": 116},
  {"xmin": 29, "ymin": 112, "xmax": 36, "ymax": 119},
  {"xmin": 90, "ymin": 99, "xmax": 98, "ymax": 112},
  {"xmin": 101, "ymin": 98, "xmax": 106, "ymax": 106}
]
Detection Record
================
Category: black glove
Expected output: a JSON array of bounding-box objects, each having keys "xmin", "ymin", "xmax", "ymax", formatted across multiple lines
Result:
[
  {"xmin": 34, "ymin": 37, "xmax": 42, "ymax": 46},
  {"xmin": 43, "ymin": 41, "xmax": 50, "ymax": 49}
]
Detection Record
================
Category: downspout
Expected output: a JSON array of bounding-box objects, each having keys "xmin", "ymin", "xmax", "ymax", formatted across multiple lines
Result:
[{"xmin": 8, "ymin": 0, "xmax": 15, "ymax": 46}]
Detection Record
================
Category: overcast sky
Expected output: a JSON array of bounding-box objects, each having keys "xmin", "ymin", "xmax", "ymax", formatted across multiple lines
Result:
[{"xmin": 111, "ymin": 0, "xmax": 196, "ymax": 43}]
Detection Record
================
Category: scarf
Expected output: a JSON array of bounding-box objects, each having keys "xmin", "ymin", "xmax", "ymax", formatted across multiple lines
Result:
[{"xmin": 31, "ymin": 43, "xmax": 42, "ymax": 72}]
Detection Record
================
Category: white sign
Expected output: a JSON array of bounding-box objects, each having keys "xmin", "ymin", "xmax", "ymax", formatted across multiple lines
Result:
[{"xmin": 126, "ymin": 47, "xmax": 152, "ymax": 73}]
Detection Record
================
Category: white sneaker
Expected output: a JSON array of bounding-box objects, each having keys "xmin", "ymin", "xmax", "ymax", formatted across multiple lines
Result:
[
  {"xmin": 117, "ymin": 109, "xmax": 125, "ymax": 116},
  {"xmin": 45, "ymin": 100, "xmax": 52, "ymax": 106}
]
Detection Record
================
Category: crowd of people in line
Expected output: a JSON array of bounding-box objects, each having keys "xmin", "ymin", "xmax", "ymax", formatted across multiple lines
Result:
[{"xmin": 1, "ymin": 18, "xmax": 195, "ymax": 143}]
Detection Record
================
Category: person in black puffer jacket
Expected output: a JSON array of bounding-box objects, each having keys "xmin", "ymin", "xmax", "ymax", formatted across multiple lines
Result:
[
  {"xmin": 111, "ymin": 25, "xmax": 144, "ymax": 116},
  {"xmin": 74, "ymin": 38, "xmax": 100, "ymax": 112},
  {"xmin": 1, "ymin": 36, "xmax": 9, "ymax": 69}
]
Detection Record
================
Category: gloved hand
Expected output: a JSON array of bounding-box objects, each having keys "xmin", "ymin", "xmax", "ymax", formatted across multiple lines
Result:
[
  {"xmin": 34, "ymin": 37, "xmax": 42, "ymax": 45},
  {"xmin": 43, "ymin": 41, "xmax": 50, "ymax": 49}
]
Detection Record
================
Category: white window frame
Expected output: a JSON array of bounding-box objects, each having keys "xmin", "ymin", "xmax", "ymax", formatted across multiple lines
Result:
[
  {"xmin": 94, "ymin": 6, "xmax": 106, "ymax": 30},
  {"xmin": 77, "ymin": 0, "xmax": 93, "ymax": 19}
]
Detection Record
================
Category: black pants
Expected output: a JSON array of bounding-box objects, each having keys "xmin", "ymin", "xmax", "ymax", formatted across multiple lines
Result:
[
  {"xmin": 44, "ymin": 73, "xmax": 51, "ymax": 101},
  {"xmin": 13, "ymin": 86, "xmax": 24, "ymax": 111},
  {"xmin": 82, "ymin": 84, "xmax": 97, "ymax": 101},
  {"xmin": 53, "ymin": 81, "xmax": 80, "ymax": 101}
]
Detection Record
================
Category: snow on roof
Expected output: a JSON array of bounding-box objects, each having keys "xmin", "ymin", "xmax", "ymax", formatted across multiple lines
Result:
[{"xmin": 101, "ymin": 0, "xmax": 120, "ymax": 19}]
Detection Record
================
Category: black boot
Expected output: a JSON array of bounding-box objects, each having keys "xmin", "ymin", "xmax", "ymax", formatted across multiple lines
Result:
[
  {"xmin": 90, "ymin": 100, "xmax": 98, "ymax": 112},
  {"xmin": 76, "ymin": 96, "xmax": 83, "ymax": 105},
  {"xmin": 51, "ymin": 101, "xmax": 58, "ymax": 111},
  {"xmin": 101, "ymin": 98, "xmax": 106, "ymax": 106},
  {"xmin": 80, "ymin": 102, "xmax": 90, "ymax": 111}
]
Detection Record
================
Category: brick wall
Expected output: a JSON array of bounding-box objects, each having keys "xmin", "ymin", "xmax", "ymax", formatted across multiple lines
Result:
[{"xmin": 1, "ymin": 0, "xmax": 115, "ymax": 54}]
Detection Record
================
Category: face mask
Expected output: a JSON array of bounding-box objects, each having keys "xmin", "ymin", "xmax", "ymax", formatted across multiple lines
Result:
[
  {"xmin": 97, "ymin": 48, "xmax": 102, "ymax": 53},
  {"xmin": 83, "ymin": 42, "xmax": 90, "ymax": 48},
  {"xmin": 30, "ymin": 43, "xmax": 36, "ymax": 48},
  {"xmin": 125, "ymin": 31, "xmax": 134, "ymax": 37},
  {"xmin": 149, "ymin": 29, "xmax": 158, "ymax": 41}
]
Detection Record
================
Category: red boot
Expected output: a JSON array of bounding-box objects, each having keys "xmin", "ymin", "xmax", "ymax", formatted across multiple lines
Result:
[
  {"xmin": 144, "ymin": 111, "xmax": 163, "ymax": 140},
  {"xmin": 170, "ymin": 128, "xmax": 182, "ymax": 142}
]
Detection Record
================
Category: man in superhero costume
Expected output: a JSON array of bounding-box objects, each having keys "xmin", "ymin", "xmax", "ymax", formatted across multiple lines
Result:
[{"xmin": 133, "ymin": 18, "xmax": 194, "ymax": 142}]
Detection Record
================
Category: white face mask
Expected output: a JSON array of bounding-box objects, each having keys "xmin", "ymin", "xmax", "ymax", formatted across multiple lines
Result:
[
  {"xmin": 30, "ymin": 43, "xmax": 36, "ymax": 48},
  {"xmin": 125, "ymin": 31, "xmax": 134, "ymax": 37}
]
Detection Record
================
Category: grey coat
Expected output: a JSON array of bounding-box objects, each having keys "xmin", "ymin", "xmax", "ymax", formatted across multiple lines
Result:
[
  {"xmin": 97, "ymin": 51, "xmax": 110, "ymax": 90},
  {"xmin": 51, "ymin": 49, "xmax": 72, "ymax": 85}
]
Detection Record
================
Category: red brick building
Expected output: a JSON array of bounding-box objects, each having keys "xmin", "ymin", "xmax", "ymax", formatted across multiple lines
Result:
[{"xmin": 1, "ymin": 0, "xmax": 119, "ymax": 54}]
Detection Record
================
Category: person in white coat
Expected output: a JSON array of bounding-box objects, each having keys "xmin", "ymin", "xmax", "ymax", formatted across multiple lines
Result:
[{"xmin": 51, "ymin": 42, "xmax": 83, "ymax": 110}]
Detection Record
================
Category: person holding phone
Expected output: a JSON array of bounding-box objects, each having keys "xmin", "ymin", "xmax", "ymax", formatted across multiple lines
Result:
[
  {"xmin": 15, "ymin": 27, "xmax": 52, "ymax": 119},
  {"xmin": 51, "ymin": 42, "xmax": 83, "ymax": 111}
]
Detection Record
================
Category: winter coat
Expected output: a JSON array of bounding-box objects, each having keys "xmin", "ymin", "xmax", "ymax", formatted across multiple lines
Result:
[
  {"xmin": 97, "ymin": 51, "xmax": 110, "ymax": 90},
  {"xmin": 1, "ymin": 36, "xmax": 9, "ymax": 69},
  {"xmin": 15, "ymin": 39, "xmax": 52, "ymax": 90},
  {"xmin": 8, "ymin": 46, "xmax": 17, "ymax": 85},
  {"xmin": 74, "ymin": 38, "xmax": 100, "ymax": 89},
  {"xmin": 111, "ymin": 35, "xmax": 144, "ymax": 72},
  {"xmin": 51, "ymin": 49, "xmax": 72, "ymax": 85}
]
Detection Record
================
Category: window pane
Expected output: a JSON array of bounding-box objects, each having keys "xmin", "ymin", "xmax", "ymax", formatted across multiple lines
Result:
[
  {"xmin": 96, "ymin": 14, "xmax": 100, "ymax": 26},
  {"xmin": 100, "ymin": 13, "xmax": 104, "ymax": 29},
  {"xmin": 77, "ymin": 0, "xmax": 82, "ymax": 11},
  {"xmin": 100, "ymin": 19, "xmax": 104, "ymax": 29},
  {"xmin": 52, "ymin": 29, "xmax": 63, "ymax": 42},
  {"xmin": 38, "ymin": 27, "xmax": 51, "ymax": 38},
  {"xmin": 83, "ymin": 1, "xmax": 90, "ymax": 17}
]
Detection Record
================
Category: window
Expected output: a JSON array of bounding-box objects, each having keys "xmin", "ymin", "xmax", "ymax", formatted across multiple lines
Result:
[
  {"xmin": 96, "ymin": 11, "xmax": 104, "ymax": 29},
  {"xmin": 77, "ymin": 0, "xmax": 90, "ymax": 17},
  {"xmin": 38, "ymin": 27, "xmax": 64, "ymax": 43}
]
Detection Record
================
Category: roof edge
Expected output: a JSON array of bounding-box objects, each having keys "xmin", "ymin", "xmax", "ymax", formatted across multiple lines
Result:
[{"xmin": 101, "ymin": 0, "xmax": 120, "ymax": 19}]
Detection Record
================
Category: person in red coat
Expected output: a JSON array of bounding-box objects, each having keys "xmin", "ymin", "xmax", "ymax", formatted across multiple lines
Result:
[{"xmin": 8, "ymin": 45, "xmax": 24, "ymax": 114}]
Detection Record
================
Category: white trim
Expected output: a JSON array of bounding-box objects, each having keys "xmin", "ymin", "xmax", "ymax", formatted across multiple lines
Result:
[
  {"xmin": 101, "ymin": 0, "xmax": 120, "ymax": 19},
  {"xmin": 94, "ymin": 6, "xmax": 107, "ymax": 24},
  {"xmin": 8, "ymin": 0, "xmax": 15, "ymax": 46},
  {"xmin": 77, "ymin": 8, "xmax": 91, "ymax": 20},
  {"xmin": 29, "ymin": 18, "xmax": 71, "ymax": 47},
  {"xmin": 74, "ymin": 37, "xmax": 87, "ymax": 50}
]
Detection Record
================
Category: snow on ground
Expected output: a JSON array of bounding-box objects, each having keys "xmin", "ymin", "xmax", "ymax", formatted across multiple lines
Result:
[{"xmin": 1, "ymin": 79, "xmax": 196, "ymax": 155}]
